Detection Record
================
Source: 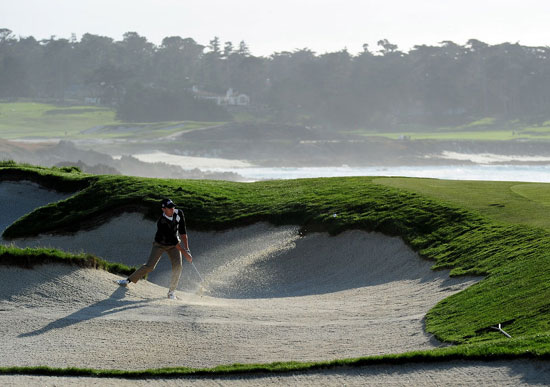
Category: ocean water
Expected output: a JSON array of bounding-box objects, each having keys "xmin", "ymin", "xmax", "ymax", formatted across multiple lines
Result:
[
  {"xmin": 132, "ymin": 151, "xmax": 550, "ymax": 183},
  {"xmin": 204, "ymin": 164, "xmax": 550, "ymax": 183}
]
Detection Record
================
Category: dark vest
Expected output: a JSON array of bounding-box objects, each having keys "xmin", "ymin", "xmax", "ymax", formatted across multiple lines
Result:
[{"xmin": 154, "ymin": 209, "xmax": 186, "ymax": 245}]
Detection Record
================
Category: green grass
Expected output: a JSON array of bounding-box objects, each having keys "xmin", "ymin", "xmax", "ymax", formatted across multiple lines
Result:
[
  {"xmin": 374, "ymin": 130, "xmax": 520, "ymax": 141},
  {"xmin": 84, "ymin": 120, "xmax": 224, "ymax": 140},
  {"xmin": 0, "ymin": 102, "xmax": 117, "ymax": 138},
  {"xmin": 0, "ymin": 102, "xmax": 224, "ymax": 140},
  {"xmin": 373, "ymin": 178, "xmax": 550, "ymax": 231},
  {"xmin": 350, "ymin": 129, "xmax": 550, "ymax": 141},
  {"xmin": 0, "ymin": 244, "xmax": 135, "ymax": 276},
  {"xmin": 511, "ymin": 184, "xmax": 550, "ymax": 207},
  {"xmin": 346, "ymin": 118, "xmax": 550, "ymax": 141},
  {"xmin": 370, "ymin": 177, "xmax": 550, "ymax": 342},
  {"xmin": 2, "ymin": 163, "xmax": 550, "ymax": 374},
  {"xmin": 1, "ymin": 336, "xmax": 550, "ymax": 377},
  {"xmin": 5, "ymin": 101, "xmax": 550, "ymax": 143}
]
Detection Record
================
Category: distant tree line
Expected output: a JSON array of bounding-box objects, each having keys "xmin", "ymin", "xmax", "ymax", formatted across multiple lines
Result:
[{"xmin": 1, "ymin": 27, "xmax": 550, "ymax": 128}]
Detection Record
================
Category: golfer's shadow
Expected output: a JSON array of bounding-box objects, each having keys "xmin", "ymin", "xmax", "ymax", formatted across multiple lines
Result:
[{"xmin": 19, "ymin": 287, "xmax": 154, "ymax": 338}]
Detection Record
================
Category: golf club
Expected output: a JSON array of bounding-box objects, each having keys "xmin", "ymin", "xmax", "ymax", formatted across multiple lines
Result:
[
  {"xmin": 191, "ymin": 261, "xmax": 207, "ymax": 295},
  {"xmin": 191, "ymin": 261, "xmax": 204, "ymax": 283}
]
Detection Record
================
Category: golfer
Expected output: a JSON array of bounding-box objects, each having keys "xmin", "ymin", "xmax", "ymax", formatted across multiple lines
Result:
[{"xmin": 117, "ymin": 198, "xmax": 192, "ymax": 299}]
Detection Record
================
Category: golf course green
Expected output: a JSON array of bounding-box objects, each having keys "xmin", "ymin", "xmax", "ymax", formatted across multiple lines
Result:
[{"xmin": 1, "ymin": 162, "xmax": 550, "ymax": 379}]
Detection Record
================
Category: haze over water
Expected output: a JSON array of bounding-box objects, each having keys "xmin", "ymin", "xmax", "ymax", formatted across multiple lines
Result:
[
  {"xmin": 131, "ymin": 153, "xmax": 550, "ymax": 182},
  {"xmin": 193, "ymin": 165, "xmax": 550, "ymax": 183}
]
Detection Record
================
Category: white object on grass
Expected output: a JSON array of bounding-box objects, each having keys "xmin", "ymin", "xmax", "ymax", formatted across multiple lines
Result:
[{"xmin": 491, "ymin": 323, "xmax": 512, "ymax": 338}]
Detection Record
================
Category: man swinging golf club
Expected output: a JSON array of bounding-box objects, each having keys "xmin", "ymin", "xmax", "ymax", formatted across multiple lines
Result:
[{"xmin": 117, "ymin": 198, "xmax": 192, "ymax": 299}]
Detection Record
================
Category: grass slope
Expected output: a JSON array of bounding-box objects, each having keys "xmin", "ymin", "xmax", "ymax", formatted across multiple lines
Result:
[{"xmin": 2, "ymin": 163, "xmax": 550, "ymax": 367}]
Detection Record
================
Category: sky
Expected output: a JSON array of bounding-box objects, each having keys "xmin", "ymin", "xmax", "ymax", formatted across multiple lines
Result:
[{"xmin": 2, "ymin": 0, "xmax": 549, "ymax": 56}]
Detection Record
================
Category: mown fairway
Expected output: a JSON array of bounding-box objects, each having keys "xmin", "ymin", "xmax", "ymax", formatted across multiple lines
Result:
[
  {"xmin": 0, "ymin": 102, "xmax": 221, "ymax": 140},
  {"xmin": 351, "ymin": 128, "xmax": 550, "ymax": 141},
  {"xmin": 374, "ymin": 177, "xmax": 550, "ymax": 231},
  {"xmin": 347, "ymin": 117, "xmax": 550, "ymax": 141},
  {"xmin": 0, "ymin": 102, "xmax": 117, "ymax": 138}
]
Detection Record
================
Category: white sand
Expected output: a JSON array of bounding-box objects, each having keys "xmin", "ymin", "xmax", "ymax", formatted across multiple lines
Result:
[
  {"xmin": 0, "ymin": 180, "xmax": 70, "ymax": 234},
  {"xmin": 1, "ymin": 226, "xmax": 481, "ymax": 369},
  {"xmin": 1, "ymin": 213, "xmax": 480, "ymax": 369},
  {"xmin": 2, "ymin": 182, "xmax": 549, "ymax": 385}
]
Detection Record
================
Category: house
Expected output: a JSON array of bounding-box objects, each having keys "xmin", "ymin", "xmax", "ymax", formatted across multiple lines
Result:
[
  {"xmin": 191, "ymin": 86, "xmax": 250, "ymax": 106},
  {"xmin": 223, "ymin": 88, "xmax": 250, "ymax": 106}
]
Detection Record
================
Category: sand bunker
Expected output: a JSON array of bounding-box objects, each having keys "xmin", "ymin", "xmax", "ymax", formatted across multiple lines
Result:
[
  {"xmin": 5, "ymin": 212, "xmax": 475, "ymax": 296},
  {"xmin": 2, "ymin": 207, "xmax": 481, "ymax": 370},
  {"xmin": 0, "ymin": 180, "xmax": 71, "ymax": 234},
  {"xmin": 1, "ymin": 256, "xmax": 475, "ymax": 370}
]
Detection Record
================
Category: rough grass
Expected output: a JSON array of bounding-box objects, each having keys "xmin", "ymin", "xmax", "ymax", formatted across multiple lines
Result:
[
  {"xmin": 0, "ymin": 244, "xmax": 135, "ymax": 276},
  {"xmin": 2, "ymin": 163, "xmax": 550, "ymax": 372},
  {"xmin": 2, "ymin": 337, "xmax": 550, "ymax": 378},
  {"xmin": 0, "ymin": 160, "xmax": 90, "ymax": 192}
]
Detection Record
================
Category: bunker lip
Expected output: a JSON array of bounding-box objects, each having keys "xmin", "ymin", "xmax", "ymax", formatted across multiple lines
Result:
[
  {"xmin": 0, "ymin": 180, "xmax": 72, "ymax": 236},
  {"xmin": 3, "ymin": 359, "xmax": 550, "ymax": 386}
]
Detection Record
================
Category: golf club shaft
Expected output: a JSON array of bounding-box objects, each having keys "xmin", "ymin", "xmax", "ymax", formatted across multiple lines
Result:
[{"xmin": 191, "ymin": 261, "xmax": 204, "ymax": 282}]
